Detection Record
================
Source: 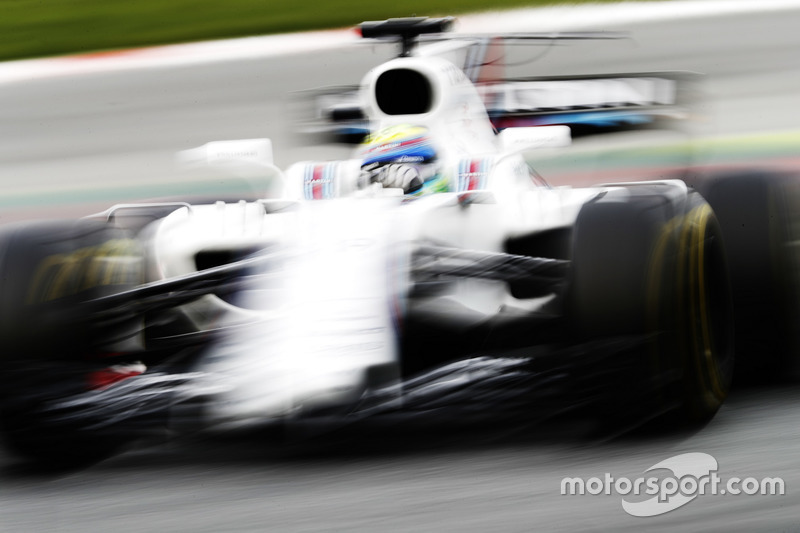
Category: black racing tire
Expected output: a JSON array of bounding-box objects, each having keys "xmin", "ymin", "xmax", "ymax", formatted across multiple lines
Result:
[
  {"xmin": 685, "ymin": 170, "xmax": 800, "ymax": 383},
  {"xmin": 0, "ymin": 219, "xmax": 143, "ymax": 359},
  {"xmin": 569, "ymin": 184, "xmax": 734, "ymax": 424},
  {"xmin": 0, "ymin": 219, "xmax": 144, "ymax": 467}
]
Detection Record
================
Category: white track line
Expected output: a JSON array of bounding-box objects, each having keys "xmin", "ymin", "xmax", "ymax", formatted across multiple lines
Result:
[{"xmin": 0, "ymin": 0, "xmax": 798, "ymax": 85}]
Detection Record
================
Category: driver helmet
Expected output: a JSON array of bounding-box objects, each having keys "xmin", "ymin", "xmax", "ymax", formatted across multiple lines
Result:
[{"xmin": 357, "ymin": 125, "xmax": 448, "ymax": 196}]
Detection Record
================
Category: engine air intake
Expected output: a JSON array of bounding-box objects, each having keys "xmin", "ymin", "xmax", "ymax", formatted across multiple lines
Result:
[{"xmin": 375, "ymin": 68, "xmax": 433, "ymax": 116}]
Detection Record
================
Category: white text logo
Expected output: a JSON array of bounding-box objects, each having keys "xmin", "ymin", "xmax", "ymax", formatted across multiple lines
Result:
[{"xmin": 560, "ymin": 452, "xmax": 785, "ymax": 517}]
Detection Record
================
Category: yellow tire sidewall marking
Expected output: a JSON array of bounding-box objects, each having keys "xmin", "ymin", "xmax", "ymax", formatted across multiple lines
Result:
[{"xmin": 26, "ymin": 239, "xmax": 141, "ymax": 304}]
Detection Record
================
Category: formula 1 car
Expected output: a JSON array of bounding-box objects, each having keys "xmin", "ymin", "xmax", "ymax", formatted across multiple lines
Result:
[
  {"xmin": 298, "ymin": 17, "xmax": 697, "ymax": 141},
  {"xmin": 0, "ymin": 18, "xmax": 797, "ymax": 467}
]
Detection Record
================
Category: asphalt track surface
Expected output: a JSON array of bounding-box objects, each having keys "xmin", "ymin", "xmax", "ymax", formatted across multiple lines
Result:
[{"xmin": 2, "ymin": 4, "xmax": 800, "ymax": 531}]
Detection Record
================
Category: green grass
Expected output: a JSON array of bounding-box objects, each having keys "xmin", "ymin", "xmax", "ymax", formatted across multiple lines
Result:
[{"xmin": 1, "ymin": 0, "xmax": 619, "ymax": 62}]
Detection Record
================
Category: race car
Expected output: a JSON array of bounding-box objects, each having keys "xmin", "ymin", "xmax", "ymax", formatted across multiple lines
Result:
[
  {"xmin": 298, "ymin": 17, "xmax": 697, "ymax": 142},
  {"xmin": 0, "ymin": 17, "xmax": 797, "ymax": 467}
]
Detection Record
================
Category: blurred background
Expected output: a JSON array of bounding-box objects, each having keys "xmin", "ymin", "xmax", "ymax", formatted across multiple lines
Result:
[
  {"xmin": 2, "ymin": 0, "xmax": 606, "ymax": 61},
  {"xmin": 2, "ymin": 1, "xmax": 800, "ymax": 531}
]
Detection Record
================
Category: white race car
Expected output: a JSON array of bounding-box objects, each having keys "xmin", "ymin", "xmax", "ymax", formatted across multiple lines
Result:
[{"xmin": 4, "ymin": 17, "xmax": 797, "ymax": 467}]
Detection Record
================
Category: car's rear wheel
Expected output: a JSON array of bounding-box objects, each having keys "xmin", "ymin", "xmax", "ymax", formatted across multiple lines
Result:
[{"xmin": 685, "ymin": 170, "xmax": 800, "ymax": 383}]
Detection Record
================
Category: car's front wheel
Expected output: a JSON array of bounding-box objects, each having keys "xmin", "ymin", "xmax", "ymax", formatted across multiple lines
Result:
[{"xmin": 569, "ymin": 184, "xmax": 734, "ymax": 425}]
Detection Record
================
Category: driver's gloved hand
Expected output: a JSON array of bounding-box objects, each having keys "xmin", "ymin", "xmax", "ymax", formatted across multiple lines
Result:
[{"xmin": 361, "ymin": 163, "xmax": 423, "ymax": 194}]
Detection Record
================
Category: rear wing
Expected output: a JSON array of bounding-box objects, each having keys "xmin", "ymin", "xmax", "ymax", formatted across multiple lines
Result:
[{"xmin": 483, "ymin": 71, "xmax": 699, "ymax": 133}]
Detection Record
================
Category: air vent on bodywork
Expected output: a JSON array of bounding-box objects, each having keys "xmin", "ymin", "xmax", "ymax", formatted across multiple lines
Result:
[
  {"xmin": 195, "ymin": 246, "xmax": 270, "ymax": 308},
  {"xmin": 504, "ymin": 227, "xmax": 574, "ymax": 299},
  {"xmin": 375, "ymin": 68, "xmax": 433, "ymax": 115}
]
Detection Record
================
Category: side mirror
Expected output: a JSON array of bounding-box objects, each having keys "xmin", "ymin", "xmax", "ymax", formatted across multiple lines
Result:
[
  {"xmin": 176, "ymin": 138, "xmax": 275, "ymax": 167},
  {"xmin": 175, "ymin": 138, "xmax": 284, "ymax": 199}
]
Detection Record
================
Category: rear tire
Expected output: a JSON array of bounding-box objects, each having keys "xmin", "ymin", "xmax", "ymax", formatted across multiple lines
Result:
[{"xmin": 685, "ymin": 170, "xmax": 800, "ymax": 382}]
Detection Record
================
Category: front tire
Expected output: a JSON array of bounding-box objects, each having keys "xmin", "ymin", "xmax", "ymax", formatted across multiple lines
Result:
[
  {"xmin": 569, "ymin": 184, "xmax": 734, "ymax": 424},
  {"xmin": 0, "ymin": 219, "xmax": 144, "ymax": 467}
]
